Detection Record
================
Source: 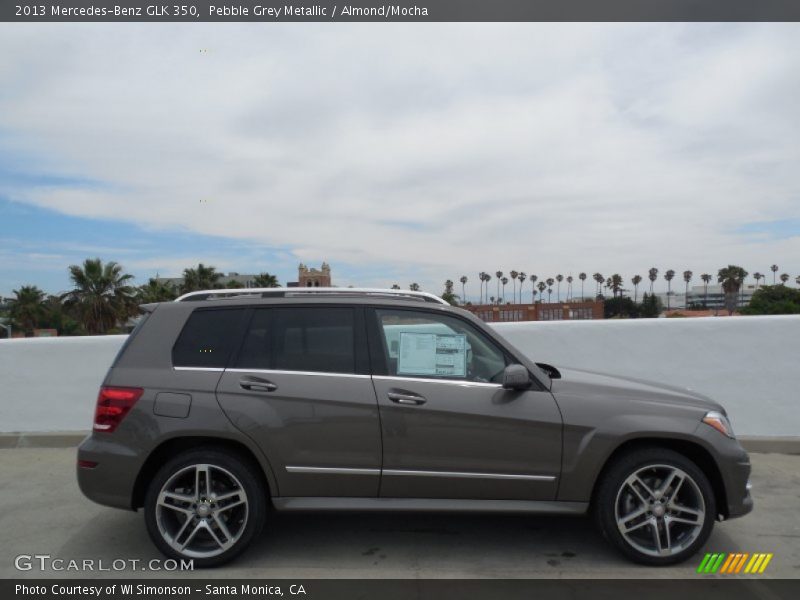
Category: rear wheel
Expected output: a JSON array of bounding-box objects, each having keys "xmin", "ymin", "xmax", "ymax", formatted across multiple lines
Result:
[
  {"xmin": 144, "ymin": 448, "xmax": 266, "ymax": 567},
  {"xmin": 594, "ymin": 447, "xmax": 716, "ymax": 565}
]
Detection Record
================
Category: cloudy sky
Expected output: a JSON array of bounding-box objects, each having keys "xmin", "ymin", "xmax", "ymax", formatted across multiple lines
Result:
[{"xmin": 1, "ymin": 23, "xmax": 798, "ymax": 299}]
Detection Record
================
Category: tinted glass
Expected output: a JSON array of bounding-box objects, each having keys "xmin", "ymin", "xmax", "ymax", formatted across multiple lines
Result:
[
  {"xmin": 376, "ymin": 309, "xmax": 507, "ymax": 383},
  {"xmin": 235, "ymin": 309, "xmax": 271, "ymax": 369},
  {"xmin": 272, "ymin": 307, "xmax": 355, "ymax": 374},
  {"xmin": 172, "ymin": 309, "xmax": 245, "ymax": 368}
]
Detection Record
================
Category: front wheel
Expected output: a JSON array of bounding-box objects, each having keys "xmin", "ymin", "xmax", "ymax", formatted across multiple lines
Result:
[
  {"xmin": 594, "ymin": 447, "xmax": 716, "ymax": 565},
  {"xmin": 144, "ymin": 448, "xmax": 266, "ymax": 568}
]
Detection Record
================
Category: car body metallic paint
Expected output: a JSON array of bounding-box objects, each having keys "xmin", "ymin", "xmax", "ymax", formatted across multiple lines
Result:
[{"xmin": 77, "ymin": 296, "xmax": 752, "ymax": 523}]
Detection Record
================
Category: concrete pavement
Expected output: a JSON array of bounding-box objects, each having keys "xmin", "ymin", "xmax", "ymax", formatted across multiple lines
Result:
[{"xmin": 1, "ymin": 448, "xmax": 798, "ymax": 579}]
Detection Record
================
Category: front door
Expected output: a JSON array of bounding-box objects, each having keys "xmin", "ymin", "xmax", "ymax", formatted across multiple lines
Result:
[
  {"xmin": 369, "ymin": 307, "xmax": 562, "ymax": 500},
  {"xmin": 216, "ymin": 305, "xmax": 381, "ymax": 497}
]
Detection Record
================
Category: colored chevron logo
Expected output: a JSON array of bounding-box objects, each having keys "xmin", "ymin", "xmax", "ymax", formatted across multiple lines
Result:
[{"xmin": 697, "ymin": 552, "xmax": 773, "ymax": 574}]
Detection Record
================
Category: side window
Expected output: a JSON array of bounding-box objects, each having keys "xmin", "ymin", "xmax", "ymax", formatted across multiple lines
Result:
[
  {"xmin": 235, "ymin": 309, "xmax": 271, "ymax": 369},
  {"xmin": 272, "ymin": 307, "xmax": 355, "ymax": 374},
  {"xmin": 172, "ymin": 309, "xmax": 245, "ymax": 368},
  {"xmin": 375, "ymin": 309, "xmax": 508, "ymax": 383}
]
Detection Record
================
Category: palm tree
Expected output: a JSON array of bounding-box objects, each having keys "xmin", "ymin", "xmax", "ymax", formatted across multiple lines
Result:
[
  {"xmin": 648, "ymin": 267, "xmax": 659, "ymax": 294},
  {"xmin": 409, "ymin": 283, "xmax": 420, "ymax": 291},
  {"xmin": 545, "ymin": 278, "xmax": 555, "ymax": 303},
  {"xmin": 509, "ymin": 271, "xmax": 519, "ymax": 304},
  {"xmin": 529, "ymin": 274, "xmax": 538, "ymax": 302},
  {"xmin": 796, "ymin": 275, "xmax": 800, "ymax": 287},
  {"xmin": 610, "ymin": 274, "xmax": 623, "ymax": 298},
  {"xmin": 8, "ymin": 285, "xmax": 46, "ymax": 336},
  {"xmin": 664, "ymin": 270, "xmax": 675, "ymax": 309},
  {"xmin": 442, "ymin": 280, "xmax": 458, "ymax": 305},
  {"xmin": 555, "ymin": 274, "xmax": 563, "ymax": 302},
  {"xmin": 701, "ymin": 273, "xmax": 712, "ymax": 307},
  {"xmin": 459, "ymin": 276, "xmax": 467, "ymax": 302},
  {"xmin": 61, "ymin": 258, "xmax": 137, "ymax": 334},
  {"xmin": 593, "ymin": 273, "xmax": 604, "ymax": 297},
  {"xmin": 137, "ymin": 278, "xmax": 177, "ymax": 303},
  {"xmin": 718, "ymin": 265, "xmax": 748, "ymax": 315},
  {"xmin": 566, "ymin": 275, "xmax": 574, "ymax": 301},
  {"xmin": 253, "ymin": 273, "xmax": 280, "ymax": 288},
  {"xmin": 501, "ymin": 277, "xmax": 508, "ymax": 302},
  {"xmin": 495, "ymin": 271, "xmax": 503, "ymax": 303},
  {"xmin": 631, "ymin": 275, "xmax": 642, "ymax": 302},
  {"xmin": 537, "ymin": 281, "xmax": 546, "ymax": 302},
  {"xmin": 780, "ymin": 273, "xmax": 790, "ymax": 285},
  {"xmin": 752, "ymin": 272, "xmax": 763, "ymax": 290},
  {"xmin": 181, "ymin": 263, "xmax": 222, "ymax": 293},
  {"xmin": 579, "ymin": 272, "xmax": 587, "ymax": 300},
  {"xmin": 683, "ymin": 270, "xmax": 693, "ymax": 308},
  {"xmin": 771, "ymin": 264, "xmax": 779, "ymax": 284},
  {"xmin": 483, "ymin": 273, "xmax": 491, "ymax": 304},
  {"xmin": 547, "ymin": 286, "xmax": 553, "ymax": 303},
  {"xmin": 518, "ymin": 272, "xmax": 526, "ymax": 303},
  {"xmin": 477, "ymin": 272, "xmax": 485, "ymax": 303}
]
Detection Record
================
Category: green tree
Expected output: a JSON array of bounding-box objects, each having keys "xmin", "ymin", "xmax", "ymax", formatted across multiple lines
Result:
[
  {"xmin": 409, "ymin": 283, "xmax": 420, "ymax": 291},
  {"xmin": 639, "ymin": 292, "xmax": 663, "ymax": 318},
  {"xmin": 253, "ymin": 273, "xmax": 280, "ymax": 288},
  {"xmin": 441, "ymin": 279, "xmax": 459, "ymax": 305},
  {"xmin": 631, "ymin": 275, "xmax": 642, "ymax": 302},
  {"xmin": 181, "ymin": 263, "xmax": 222, "ymax": 294},
  {"xmin": 604, "ymin": 296, "xmax": 639, "ymax": 319},
  {"xmin": 648, "ymin": 267, "xmax": 658, "ymax": 294},
  {"xmin": 741, "ymin": 285, "xmax": 800, "ymax": 315},
  {"xmin": 39, "ymin": 295, "xmax": 82, "ymax": 335},
  {"xmin": 8, "ymin": 285, "xmax": 46, "ymax": 336},
  {"xmin": 780, "ymin": 273, "xmax": 790, "ymax": 285},
  {"xmin": 664, "ymin": 269, "xmax": 675, "ymax": 309},
  {"xmin": 61, "ymin": 259, "xmax": 137, "ymax": 334},
  {"xmin": 610, "ymin": 274, "xmax": 623, "ymax": 298},
  {"xmin": 717, "ymin": 265, "xmax": 748, "ymax": 315},
  {"xmin": 137, "ymin": 278, "xmax": 177, "ymax": 303}
]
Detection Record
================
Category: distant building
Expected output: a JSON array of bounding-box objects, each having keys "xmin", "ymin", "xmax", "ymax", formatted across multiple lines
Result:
[
  {"xmin": 464, "ymin": 300, "xmax": 603, "ymax": 322},
  {"xmin": 287, "ymin": 263, "xmax": 332, "ymax": 288},
  {"xmin": 658, "ymin": 284, "xmax": 757, "ymax": 311}
]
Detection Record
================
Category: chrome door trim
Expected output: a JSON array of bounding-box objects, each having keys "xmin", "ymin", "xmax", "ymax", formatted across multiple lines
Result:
[
  {"xmin": 285, "ymin": 466, "xmax": 381, "ymax": 476},
  {"xmin": 382, "ymin": 469, "xmax": 556, "ymax": 482},
  {"xmin": 372, "ymin": 375, "xmax": 502, "ymax": 389},
  {"xmin": 173, "ymin": 366, "xmax": 225, "ymax": 372},
  {"xmin": 227, "ymin": 368, "xmax": 371, "ymax": 379}
]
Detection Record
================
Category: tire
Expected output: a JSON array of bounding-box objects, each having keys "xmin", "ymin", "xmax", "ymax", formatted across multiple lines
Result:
[
  {"xmin": 593, "ymin": 446, "xmax": 716, "ymax": 566},
  {"xmin": 144, "ymin": 447, "xmax": 267, "ymax": 568}
]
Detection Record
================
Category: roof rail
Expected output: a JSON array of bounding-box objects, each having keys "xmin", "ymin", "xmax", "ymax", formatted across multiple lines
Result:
[{"xmin": 174, "ymin": 287, "xmax": 449, "ymax": 305}]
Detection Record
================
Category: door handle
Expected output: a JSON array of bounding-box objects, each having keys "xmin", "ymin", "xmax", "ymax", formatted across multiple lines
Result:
[
  {"xmin": 239, "ymin": 377, "xmax": 278, "ymax": 392},
  {"xmin": 387, "ymin": 391, "xmax": 427, "ymax": 406}
]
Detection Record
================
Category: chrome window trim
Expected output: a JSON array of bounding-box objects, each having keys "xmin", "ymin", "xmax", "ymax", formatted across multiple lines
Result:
[
  {"xmin": 226, "ymin": 368, "xmax": 371, "ymax": 379},
  {"xmin": 285, "ymin": 466, "xmax": 380, "ymax": 475},
  {"xmin": 173, "ymin": 366, "xmax": 225, "ymax": 372},
  {"xmin": 372, "ymin": 375, "xmax": 502, "ymax": 389},
  {"xmin": 382, "ymin": 469, "xmax": 555, "ymax": 482}
]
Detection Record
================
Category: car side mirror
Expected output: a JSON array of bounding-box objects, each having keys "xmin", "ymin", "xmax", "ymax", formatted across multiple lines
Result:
[{"xmin": 502, "ymin": 364, "xmax": 532, "ymax": 390}]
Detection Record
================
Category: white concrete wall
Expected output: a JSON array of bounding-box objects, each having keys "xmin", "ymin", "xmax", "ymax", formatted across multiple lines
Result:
[
  {"xmin": 0, "ymin": 315, "xmax": 797, "ymax": 435},
  {"xmin": 492, "ymin": 315, "xmax": 800, "ymax": 437},
  {"xmin": 0, "ymin": 335, "xmax": 126, "ymax": 432}
]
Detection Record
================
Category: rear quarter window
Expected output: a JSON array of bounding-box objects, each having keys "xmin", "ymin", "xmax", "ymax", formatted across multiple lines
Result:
[{"xmin": 172, "ymin": 308, "xmax": 246, "ymax": 368}]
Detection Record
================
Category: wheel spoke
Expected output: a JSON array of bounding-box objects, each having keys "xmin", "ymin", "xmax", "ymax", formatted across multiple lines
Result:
[
  {"xmin": 669, "ymin": 502, "xmax": 703, "ymax": 518},
  {"xmin": 669, "ymin": 515, "xmax": 702, "ymax": 526},
  {"xmin": 618, "ymin": 508, "xmax": 649, "ymax": 533},
  {"xmin": 625, "ymin": 479, "xmax": 650, "ymax": 506},
  {"xmin": 651, "ymin": 518, "xmax": 670, "ymax": 555},
  {"xmin": 213, "ymin": 514, "xmax": 233, "ymax": 544},
  {"xmin": 635, "ymin": 476, "xmax": 656, "ymax": 499},
  {"xmin": 201, "ymin": 519, "xmax": 226, "ymax": 549},
  {"xmin": 172, "ymin": 514, "xmax": 194, "ymax": 544},
  {"xmin": 179, "ymin": 521, "xmax": 203, "ymax": 550},
  {"xmin": 195, "ymin": 465, "xmax": 211, "ymax": 498},
  {"xmin": 659, "ymin": 470, "xmax": 683, "ymax": 501}
]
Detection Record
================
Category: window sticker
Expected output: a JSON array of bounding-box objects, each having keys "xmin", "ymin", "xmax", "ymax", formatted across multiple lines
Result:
[{"xmin": 397, "ymin": 332, "xmax": 467, "ymax": 377}]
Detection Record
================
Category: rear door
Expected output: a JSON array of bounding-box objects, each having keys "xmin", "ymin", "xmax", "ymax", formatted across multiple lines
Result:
[
  {"xmin": 369, "ymin": 307, "xmax": 563, "ymax": 501},
  {"xmin": 215, "ymin": 305, "xmax": 382, "ymax": 497}
]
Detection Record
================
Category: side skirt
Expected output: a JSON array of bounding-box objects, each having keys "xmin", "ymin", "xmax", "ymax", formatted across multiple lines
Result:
[{"xmin": 271, "ymin": 497, "xmax": 589, "ymax": 514}]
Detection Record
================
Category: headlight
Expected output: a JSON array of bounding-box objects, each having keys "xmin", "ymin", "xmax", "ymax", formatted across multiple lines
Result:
[{"xmin": 702, "ymin": 410, "xmax": 735, "ymax": 438}]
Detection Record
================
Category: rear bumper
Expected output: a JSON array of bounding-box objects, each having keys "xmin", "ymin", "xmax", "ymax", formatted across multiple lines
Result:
[{"xmin": 77, "ymin": 433, "xmax": 142, "ymax": 510}]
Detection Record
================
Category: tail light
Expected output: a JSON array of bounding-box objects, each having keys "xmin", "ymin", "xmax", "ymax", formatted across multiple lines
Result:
[{"xmin": 93, "ymin": 386, "xmax": 143, "ymax": 433}]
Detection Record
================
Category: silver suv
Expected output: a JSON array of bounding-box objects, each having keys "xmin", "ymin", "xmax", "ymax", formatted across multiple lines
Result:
[{"xmin": 77, "ymin": 288, "xmax": 752, "ymax": 567}]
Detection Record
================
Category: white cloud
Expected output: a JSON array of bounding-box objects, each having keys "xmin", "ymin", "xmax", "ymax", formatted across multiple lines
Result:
[{"xmin": 1, "ymin": 23, "xmax": 798, "ymax": 294}]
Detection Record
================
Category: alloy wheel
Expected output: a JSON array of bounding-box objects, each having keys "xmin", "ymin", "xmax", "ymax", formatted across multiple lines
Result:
[
  {"xmin": 614, "ymin": 464, "xmax": 706, "ymax": 557},
  {"xmin": 155, "ymin": 463, "xmax": 249, "ymax": 559}
]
